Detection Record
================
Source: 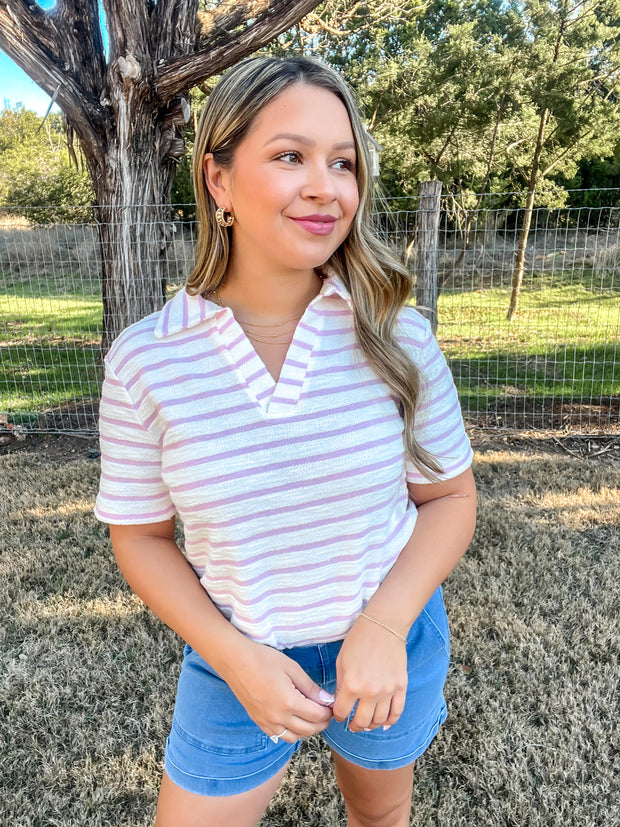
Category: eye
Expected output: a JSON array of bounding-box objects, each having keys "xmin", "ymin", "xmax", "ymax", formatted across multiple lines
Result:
[
  {"xmin": 275, "ymin": 151, "xmax": 302, "ymax": 164},
  {"xmin": 333, "ymin": 158, "xmax": 356, "ymax": 172}
]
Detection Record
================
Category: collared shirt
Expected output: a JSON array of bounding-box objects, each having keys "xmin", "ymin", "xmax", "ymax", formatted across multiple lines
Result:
[{"xmin": 95, "ymin": 275, "xmax": 472, "ymax": 649}]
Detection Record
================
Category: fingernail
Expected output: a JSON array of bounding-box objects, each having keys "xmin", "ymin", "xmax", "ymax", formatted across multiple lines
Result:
[
  {"xmin": 383, "ymin": 725, "xmax": 391, "ymax": 731},
  {"xmin": 363, "ymin": 727, "xmax": 372, "ymax": 732},
  {"xmin": 319, "ymin": 689, "xmax": 335, "ymax": 704}
]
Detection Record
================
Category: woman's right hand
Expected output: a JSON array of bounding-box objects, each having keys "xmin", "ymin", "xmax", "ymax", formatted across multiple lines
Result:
[{"xmin": 219, "ymin": 641, "xmax": 335, "ymax": 743}]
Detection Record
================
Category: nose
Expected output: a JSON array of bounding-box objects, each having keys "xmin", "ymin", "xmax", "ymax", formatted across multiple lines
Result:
[{"xmin": 300, "ymin": 162, "xmax": 338, "ymax": 202}]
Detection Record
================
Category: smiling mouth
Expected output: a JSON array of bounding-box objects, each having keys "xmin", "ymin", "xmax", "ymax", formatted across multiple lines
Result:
[{"xmin": 289, "ymin": 215, "xmax": 337, "ymax": 236}]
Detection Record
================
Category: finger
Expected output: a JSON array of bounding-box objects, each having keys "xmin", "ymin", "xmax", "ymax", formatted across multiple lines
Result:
[
  {"xmin": 385, "ymin": 689, "xmax": 407, "ymax": 727},
  {"xmin": 369, "ymin": 698, "xmax": 392, "ymax": 728},
  {"xmin": 349, "ymin": 699, "xmax": 376, "ymax": 732},
  {"xmin": 331, "ymin": 690, "xmax": 357, "ymax": 723},
  {"xmin": 287, "ymin": 662, "xmax": 335, "ymax": 707}
]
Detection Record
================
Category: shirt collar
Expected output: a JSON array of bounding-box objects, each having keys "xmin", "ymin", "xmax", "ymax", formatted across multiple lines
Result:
[{"xmin": 154, "ymin": 270, "xmax": 352, "ymax": 339}]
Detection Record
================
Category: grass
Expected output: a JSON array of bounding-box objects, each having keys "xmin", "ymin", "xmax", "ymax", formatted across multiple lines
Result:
[{"xmin": 0, "ymin": 441, "xmax": 618, "ymax": 825}]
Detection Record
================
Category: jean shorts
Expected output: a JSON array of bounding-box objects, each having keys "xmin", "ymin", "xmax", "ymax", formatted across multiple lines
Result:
[{"xmin": 164, "ymin": 586, "xmax": 450, "ymax": 797}]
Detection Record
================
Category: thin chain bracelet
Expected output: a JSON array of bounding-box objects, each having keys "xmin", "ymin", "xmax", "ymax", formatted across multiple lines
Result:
[{"xmin": 359, "ymin": 612, "xmax": 408, "ymax": 644}]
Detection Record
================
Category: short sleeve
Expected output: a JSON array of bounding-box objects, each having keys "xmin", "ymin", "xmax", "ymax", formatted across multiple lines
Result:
[
  {"xmin": 401, "ymin": 315, "xmax": 473, "ymax": 484},
  {"xmin": 94, "ymin": 362, "xmax": 176, "ymax": 524}
]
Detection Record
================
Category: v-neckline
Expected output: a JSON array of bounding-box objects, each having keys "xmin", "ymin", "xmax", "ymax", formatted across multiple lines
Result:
[{"xmin": 213, "ymin": 300, "xmax": 322, "ymax": 416}]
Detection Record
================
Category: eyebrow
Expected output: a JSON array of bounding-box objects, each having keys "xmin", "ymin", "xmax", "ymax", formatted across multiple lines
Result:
[{"xmin": 264, "ymin": 133, "xmax": 356, "ymax": 151}]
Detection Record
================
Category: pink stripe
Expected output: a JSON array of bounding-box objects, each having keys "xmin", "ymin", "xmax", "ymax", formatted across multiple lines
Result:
[
  {"xmin": 181, "ymin": 291, "xmax": 189, "ymax": 329},
  {"xmin": 95, "ymin": 504, "xmax": 174, "ymax": 521},
  {"xmin": 101, "ymin": 489, "xmax": 167, "ymax": 502},
  {"xmin": 98, "ymin": 412, "xmax": 144, "ymax": 431},
  {"xmin": 141, "ymin": 381, "xmax": 249, "ymax": 430},
  {"xmin": 99, "ymin": 434, "xmax": 156, "ymax": 450},
  {"xmin": 180, "ymin": 454, "xmax": 398, "ymax": 512},
  {"xmin": 216, "ymin": 572, "xmax": 386, "ymax": 623},
  {"xmin": 165, "ymin": 401, "xmax": 258, "ymax": 430},
  {"xmin": 220, "ymin": 315, "xmax": 236, "ymax": 335},
  {"xmin": 128, "ymin": 356, "xmax": 230, "ymax": 395},
  {"xmin": 205, "ymin": 492, "xmax": 396, "ymax": 548},
  {"xmin": 314, "ymin": 343, "xmax": 357, "ymax": 357},
  {"xmin": 301, "ymin": 378, "xmax": 385, "ymax": 400},
  {"xmin": 114, "ymin": 328, "xmax": 216, "ymax": 372},
  {"xmin": 206, "ymin": 514, "xmax": 408, "ymax": 587},
  {"xmin": 418, "ymin": 397, "xmax": 460, "ymax": 430},
  {"xmin": 99, "ymin": 455, "xmax": 160, "ymax": 468},
  {"xmin": 167, "ymin": 430, "xmax": 400, "ymax": 486},
  {"xmin": 191, "ymin": 479, "xmax": 390, "ymax": 529},
  {"xmin": 417, "ymin": 370, "xmax": 454, "ymax": 412},
  {"xmin": 101, "ymin": 470, "xmax": 164, "ymax": 485},
  {"xmin": 165, "ymin": 397, "xmax": 390, "ymax": 452}
]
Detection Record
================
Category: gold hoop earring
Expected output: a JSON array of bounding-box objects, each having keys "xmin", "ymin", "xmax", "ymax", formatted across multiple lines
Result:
[{"xmin": 215, "ymin": 207, "xmax": 234, "ymax": 228}]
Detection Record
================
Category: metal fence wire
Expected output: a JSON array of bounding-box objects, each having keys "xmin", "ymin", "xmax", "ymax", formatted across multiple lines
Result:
[{"xmin": 1, "ymin": 195, "xmax": 619, "ymax": 436}]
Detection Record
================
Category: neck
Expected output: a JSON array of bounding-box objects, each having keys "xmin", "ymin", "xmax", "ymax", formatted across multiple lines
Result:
[{"xmin": 218, "ymin": 256, "xmax": 323, "ymax": 322}]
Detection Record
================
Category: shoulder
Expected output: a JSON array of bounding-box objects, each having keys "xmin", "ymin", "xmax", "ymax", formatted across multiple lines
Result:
[
  {"xmin": 394, "ymin": 305, "xmax": 435, "ymax": 361},
  {"xmin": 104, "ymin": 311, "xmax": 161, "ymax": 377}
]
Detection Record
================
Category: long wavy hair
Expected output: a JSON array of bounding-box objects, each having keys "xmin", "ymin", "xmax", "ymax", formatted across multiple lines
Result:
[{"xmin": 186, "ymin": 56, "xmax": 442, "ymax": 478}]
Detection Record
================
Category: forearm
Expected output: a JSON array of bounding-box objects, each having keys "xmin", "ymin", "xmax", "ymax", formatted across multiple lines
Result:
[
  {"xmin": 110, "ymin": 525, "xmax": 254, "ymax": 680},
  {"xmin": 362, "ymin": 471, "xmax": 477, "ymax": 638}
]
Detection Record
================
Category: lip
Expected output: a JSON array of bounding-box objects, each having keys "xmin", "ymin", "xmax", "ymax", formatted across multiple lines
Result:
[{"xmin": 289, "ymin": 214, "xmax": 338, "ymax": 236}]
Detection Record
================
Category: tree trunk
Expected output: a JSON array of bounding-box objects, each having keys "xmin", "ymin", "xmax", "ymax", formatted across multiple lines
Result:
[
  {"xmin": 507, "ymin": 107, "xmax": 548, "ymax": 321},
  {"xmin": 90, "ymin": 113, "xmax": 179, "ymax": 350},
  {"xmin": 413, "ymin": 179, "xmax": 442, "ymax": 334}
]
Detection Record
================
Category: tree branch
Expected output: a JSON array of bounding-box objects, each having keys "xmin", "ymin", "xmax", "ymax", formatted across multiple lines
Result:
[
  {"xmin": 154, "ymin": 0, "xmax": 322, "ymax": 103},
  {"xmin": 0, "ymin": 0, "xmax": 105, "ymax": 145}
]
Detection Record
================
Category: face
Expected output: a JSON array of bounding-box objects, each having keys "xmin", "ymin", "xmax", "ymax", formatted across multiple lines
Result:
[{"xmin": 204, "ymin": 83, "xmax": 360, "ymax": 278}]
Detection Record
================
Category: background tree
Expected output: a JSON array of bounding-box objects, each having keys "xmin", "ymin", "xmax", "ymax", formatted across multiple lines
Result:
[
  {"xmin": 0, "ymin": 0, "xmax": 322, "ymax": 348},
  {"xmin": 507, "ymin": 0, "xmax": 620, "ymax": 319},
  {"xmin": 0, "ymin": 105, "xmax": 93, "ymax": 222}
]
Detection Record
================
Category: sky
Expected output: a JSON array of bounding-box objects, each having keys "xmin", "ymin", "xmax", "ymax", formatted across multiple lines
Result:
[{"xmin": 1, "ymin": 0, "xmax": 81, "ymax": 115}]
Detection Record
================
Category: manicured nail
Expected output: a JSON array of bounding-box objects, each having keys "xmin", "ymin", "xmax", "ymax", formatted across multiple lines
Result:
[
  {"xmin": 363, "ymin": 727, "xmax": 372, "ymax": 731},
  {"xmin": 319, "ymin": 689, "xmax": 335, "ymax": 704},
  {"xmin": 383, "ymin": 725, "xmax": 391, "ymax": 731}
]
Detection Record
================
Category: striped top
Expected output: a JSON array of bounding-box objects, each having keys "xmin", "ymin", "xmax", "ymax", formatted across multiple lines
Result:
[{"xmin": 95, "ymin": 274, "xmax": 472, "ymax": 649}]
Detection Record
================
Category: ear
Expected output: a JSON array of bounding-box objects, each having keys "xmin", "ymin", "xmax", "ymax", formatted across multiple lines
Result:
[{"xmin": 203, "ymin": 153, "xmax": 231, "ymax": 209}]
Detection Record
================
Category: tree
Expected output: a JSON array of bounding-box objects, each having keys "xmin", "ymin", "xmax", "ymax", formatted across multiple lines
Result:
[
  {"xmin": 0, "ymin": 105, "xmax": 93, "ymax": 222},
  {"xmin": 507, "ymin": 0, "xmax": 620, "ymax": 320},
  {"xmin": 0, "ymin": 0, "xmax": 321, "ymax": 348}
]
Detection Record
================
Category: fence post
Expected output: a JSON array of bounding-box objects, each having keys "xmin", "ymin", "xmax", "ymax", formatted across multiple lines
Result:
[{"xmin": 413, "ymin": 179, "xmax": 442, "ymax": 334}]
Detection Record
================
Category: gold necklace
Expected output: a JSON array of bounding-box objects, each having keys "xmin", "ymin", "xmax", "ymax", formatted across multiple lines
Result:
[
  {"xmin": 243, "ymin": 331, "xmax": 294, "ymax": 346},
  {"xmin": 213, "ymin": 287, "xmax": 302, "ymax": 331}
]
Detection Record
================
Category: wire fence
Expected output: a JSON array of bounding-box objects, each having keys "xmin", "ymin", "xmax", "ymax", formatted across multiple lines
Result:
[{"xmin": 1, "ymin": 194, "xmax": 619, "ymax": 437}]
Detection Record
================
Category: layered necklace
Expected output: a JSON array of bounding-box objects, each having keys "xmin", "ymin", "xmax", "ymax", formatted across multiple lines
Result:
[{"xmin": 212, "ymin": 287, "xmax": 301, "ymax": 346}]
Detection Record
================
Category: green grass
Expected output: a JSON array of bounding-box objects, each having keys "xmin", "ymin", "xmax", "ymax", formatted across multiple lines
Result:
[
  {"xmin": 1, "ymin": 274, "xmax": 619, "ymax": 426},
  {"xmin": 436, "ymin": 281, "xmax": 620, "ymax": 420},
  {"xmin": 1, "ymin": 288, "xmax": 102, "ymax": 415}
]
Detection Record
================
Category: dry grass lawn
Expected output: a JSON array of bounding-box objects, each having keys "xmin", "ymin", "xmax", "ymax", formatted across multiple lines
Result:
[{"xmin": 1, "ymin": 441, "xmax": 618, "ymax": 826}]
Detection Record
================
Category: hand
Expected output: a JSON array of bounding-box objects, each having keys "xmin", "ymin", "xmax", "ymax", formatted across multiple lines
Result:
[
  {"xmin": 220, "ymin": 641, "xmax": 335, "ymax": 743},
  {"xmin": 332, "ymin": 616, "xmax": 408, "ymax": 732}
]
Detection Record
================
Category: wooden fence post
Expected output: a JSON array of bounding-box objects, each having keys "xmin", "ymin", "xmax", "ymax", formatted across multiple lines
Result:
[{"xmin": 413, "ymin": 179, "xmax": 442, "ymax": 334}]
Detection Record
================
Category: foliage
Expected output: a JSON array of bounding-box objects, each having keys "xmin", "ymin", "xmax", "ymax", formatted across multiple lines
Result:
[{"xmin": 0, "ymin": 105, "xmax": 93, "ymax": 223}]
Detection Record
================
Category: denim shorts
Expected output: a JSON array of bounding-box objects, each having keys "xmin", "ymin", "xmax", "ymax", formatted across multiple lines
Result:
[{"xmin": 164, "ymin": 586, "xmax": 450, "ymax": 797}]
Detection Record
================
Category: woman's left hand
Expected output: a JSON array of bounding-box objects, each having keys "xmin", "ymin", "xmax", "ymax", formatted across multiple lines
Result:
[{"xmin": 331, "ymin": 616, "xmax": 408, "ymax": 732}]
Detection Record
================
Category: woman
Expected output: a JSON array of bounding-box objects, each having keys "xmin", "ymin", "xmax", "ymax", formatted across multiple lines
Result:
[{"xmin": 95, "ymin": 56, "xmax": 476, "ymax": 827}]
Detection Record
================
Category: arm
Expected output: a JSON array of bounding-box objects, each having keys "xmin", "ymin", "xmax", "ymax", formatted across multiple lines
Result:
[
  {"xmin": 332, "ymin": 467, "xmax": 476, "ymax": 731},
  {"xmin": 110, "ymin": 521, "xmax": 333, "ymax": 740}
]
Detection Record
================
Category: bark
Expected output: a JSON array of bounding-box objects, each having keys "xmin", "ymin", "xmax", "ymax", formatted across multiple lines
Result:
[
  {"xmin": 413, "ymin": 180, "xmax": 442, "ymax": 335},
  {"xmin": 507, "ymin": 107, "xmax": 547, "ymax": 322},
  {"xmin": 0, "ymin": 0, "xmax": 322, "ymax": 349}
]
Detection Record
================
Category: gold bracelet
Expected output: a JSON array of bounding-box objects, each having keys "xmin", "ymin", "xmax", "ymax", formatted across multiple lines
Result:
[{"xmin": 359, "ymin": 612, "xmax": 408, "ymax": 644}]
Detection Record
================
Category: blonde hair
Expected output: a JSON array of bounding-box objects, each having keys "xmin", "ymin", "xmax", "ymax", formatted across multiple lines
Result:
[{"xmin": 187, "ymin": 56, "xmax": 442, "ymax": 478}]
